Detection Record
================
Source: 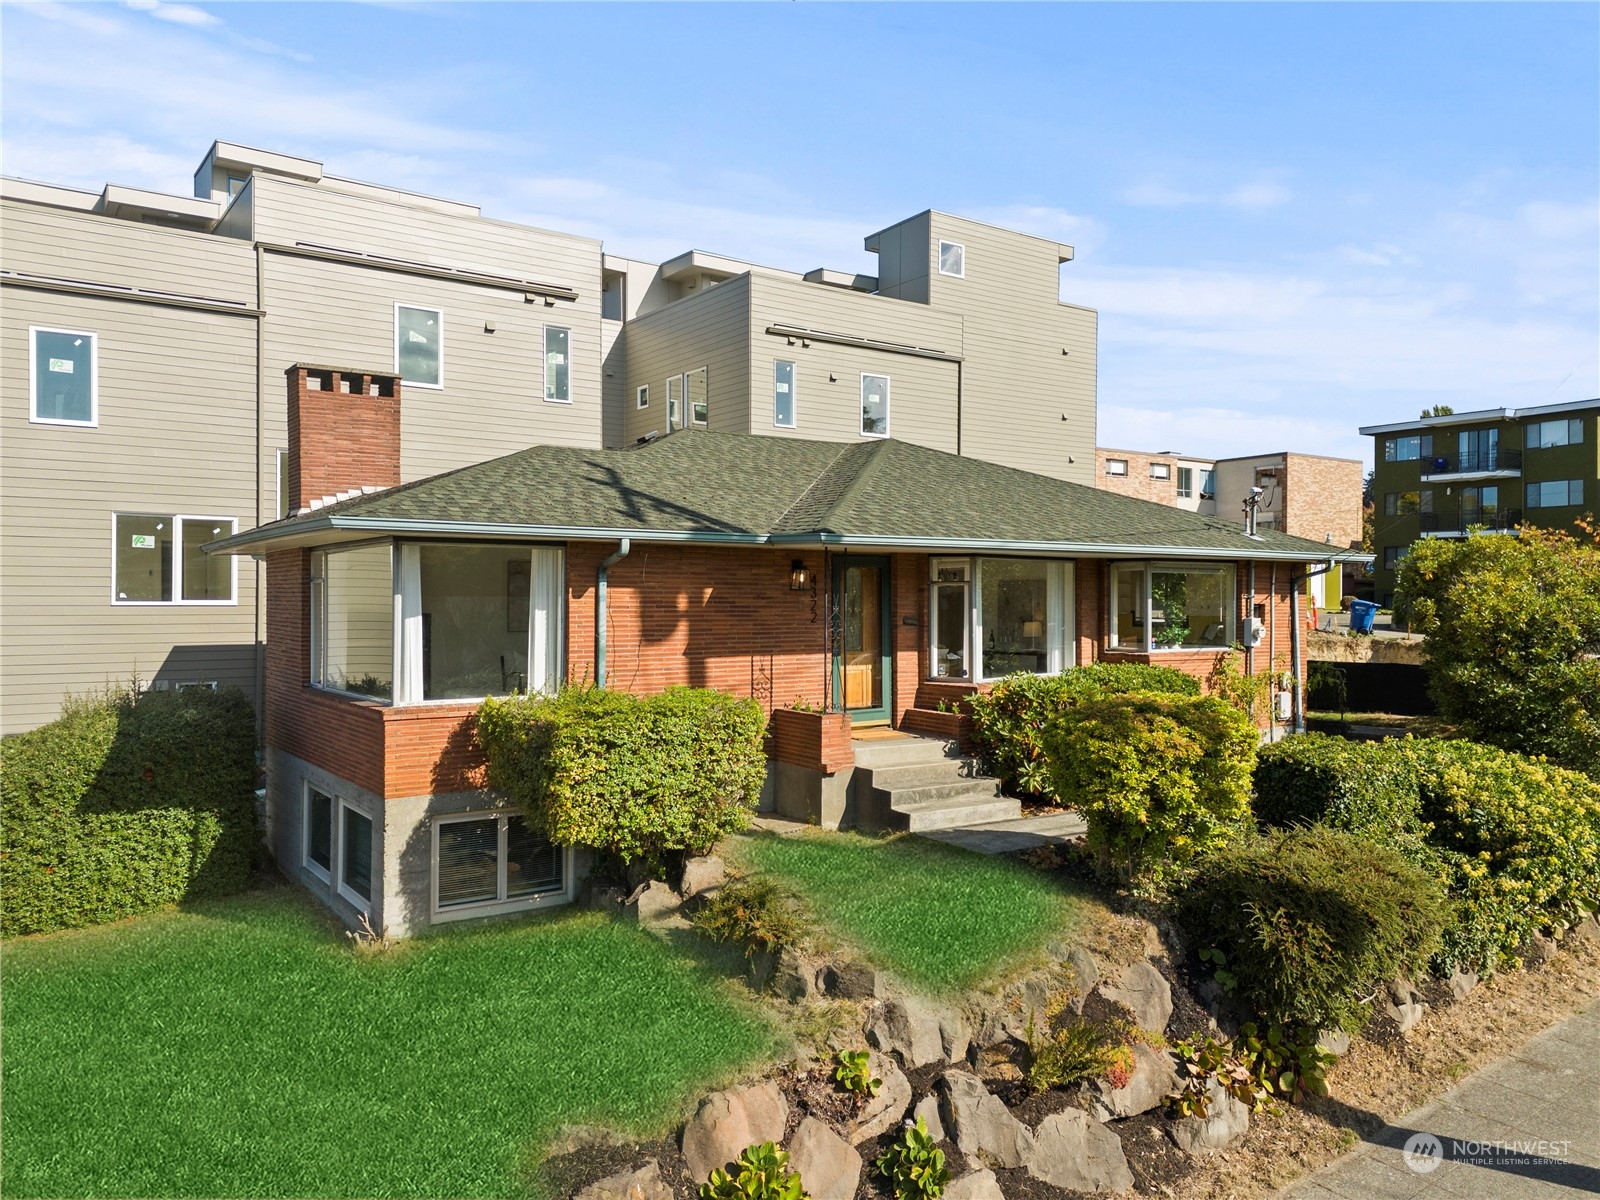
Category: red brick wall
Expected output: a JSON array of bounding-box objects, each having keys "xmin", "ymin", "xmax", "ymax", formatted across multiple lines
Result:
[
  {"xmin": 890, "ymin": 554, "xmax": 926, "ymax": 728},
  {"xmin": 770, "ymin": 707, "xmax": 854, "ymax": 773},
  {"xmin": 286, "ymin": 364, "xmax": 401, "ymax": 513}
]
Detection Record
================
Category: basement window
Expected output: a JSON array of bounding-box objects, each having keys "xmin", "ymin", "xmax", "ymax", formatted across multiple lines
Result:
[
  {"xmin": 433, "ymin": 811, "xmax": 569, "ymax": 921},
  {"xmin": 339, "ymin": 802, "xmax": 374, "ymax": 910}
]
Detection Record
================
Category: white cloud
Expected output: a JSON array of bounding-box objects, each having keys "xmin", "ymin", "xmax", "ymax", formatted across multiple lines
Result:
[
  {"xmin": 1224, "ymin": 182, "xmax": 1292, "ymax": 210},
  {"xmin": 126, "ymin": 0, "xmax": 220, "ymax": 28}
]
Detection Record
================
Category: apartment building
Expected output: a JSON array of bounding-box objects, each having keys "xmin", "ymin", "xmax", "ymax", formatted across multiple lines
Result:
[
  {"xmin": 1097, "ymin": 447, "xmax": 1364, "ymax": 609},
  {"xmin": 1362, "ymin": 400, "xmax": 1600, "ymax": 605},
  {"xmin": 1, "ymin": 140, "xmax": 1099, "ymax": 733}
]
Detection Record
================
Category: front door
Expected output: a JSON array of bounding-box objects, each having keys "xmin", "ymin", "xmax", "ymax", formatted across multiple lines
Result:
[{"xmin": 832, "ymin": 556, "xmax": 892, "ymax": 723}]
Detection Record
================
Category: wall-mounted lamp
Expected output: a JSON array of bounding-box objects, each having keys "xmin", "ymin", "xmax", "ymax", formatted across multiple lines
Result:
[{"xmin": 790, "ymin": 559, "xmax": 813, "ymax": 591}]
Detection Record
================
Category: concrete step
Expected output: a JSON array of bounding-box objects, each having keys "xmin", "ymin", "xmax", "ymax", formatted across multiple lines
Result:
[
  {"xmin": 851, "ymin": 734, "xmax": 962, "ymax": 769},
  {"xmin": 883, "ymin": 778, "xmax": 1004, "ymax": 807},
  {"xmin": 866, "ymin": 759, "xmax": 988, "ymax": 790},
  {"xmin": 895, "ymin": 794, "xmax": 1023, "ymax": 833}
]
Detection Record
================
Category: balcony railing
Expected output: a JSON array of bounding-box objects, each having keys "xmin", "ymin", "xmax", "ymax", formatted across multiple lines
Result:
[
  {"xmin": 1423, "ymin": 448, "xmax": 1522, "ymax": 475},
  {"xmin": 1419, "ymin": 507, "xmax": 1522, "ymax": 533}
]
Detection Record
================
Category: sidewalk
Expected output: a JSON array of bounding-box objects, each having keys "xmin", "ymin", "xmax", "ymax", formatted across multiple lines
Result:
[{"xmin": 1278, "ymin": 1000, "xmax": 1600, "ymax": 1199}]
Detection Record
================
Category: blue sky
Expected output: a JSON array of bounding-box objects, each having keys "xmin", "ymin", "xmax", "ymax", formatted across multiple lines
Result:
[{"xmin": 4, "ymin": 2, "xmax": 1596, "ymax": 465}]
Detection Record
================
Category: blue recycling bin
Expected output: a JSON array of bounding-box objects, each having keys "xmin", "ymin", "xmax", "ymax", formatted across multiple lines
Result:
[{"xmin": 1349, "ymin": 599, "xmax": 1378, "ymax": 635}]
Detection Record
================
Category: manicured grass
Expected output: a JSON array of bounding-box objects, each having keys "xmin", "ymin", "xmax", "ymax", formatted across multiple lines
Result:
[
  {"xmin": 736, "ymin": 831, "xmax": 1085, "ymax": 992},
  {"xmin": 2, "ymin": 887, "xmax": 776, "ymax": 1198}
]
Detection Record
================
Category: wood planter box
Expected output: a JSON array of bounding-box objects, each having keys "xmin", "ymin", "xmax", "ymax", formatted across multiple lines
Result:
[{"xmin": 770, "ymin": 707, "xmax": 855, "ymax": 775}]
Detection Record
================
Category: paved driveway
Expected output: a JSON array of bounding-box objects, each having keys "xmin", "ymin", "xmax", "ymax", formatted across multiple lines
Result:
[{"xmin": 1279, "ymin": 1000, "xmax": 1600, "ymax": 1199}]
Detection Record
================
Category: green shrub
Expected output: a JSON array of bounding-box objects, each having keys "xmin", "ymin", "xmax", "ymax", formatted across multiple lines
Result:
[
  {"xmin": 1253, "ymin": 733, "xmax": 1426, "ymax": 839},
  {"xmin": 1176, "ymin": 826, "xmax": 1447, "ymax": 1031},
  {"xmin": 1041, "ymin": 693, "xmax": 1257, "ymax": 887},
  {"xmin": 875, "ymin": 1117, "xmax": 948, "ymax": 1200},
  {"xmin": 967, "ymin": 664, "xmax": 1199, "ymax": 801},
  {"xmin": 1025, "ymin": 1008, "xmax": 1134, "ymax": 1093},
  {"xmin": 477, "ymin": 685, "xmax": 767, "ymax": 870},
  {"xmin": 0, "ymin": 684, "xmax": 258, "ymax": 936},
  {"xmin": 833, "ymin": 1049, "xmax": 882, "ymax": 1098},
  {"xmin": 690, "ymin": 874, "xmax": 806, "ymax": 958},
  {"xmin": 701, "ymin": 1142, "xmax": 808, "ymax": 1200}
]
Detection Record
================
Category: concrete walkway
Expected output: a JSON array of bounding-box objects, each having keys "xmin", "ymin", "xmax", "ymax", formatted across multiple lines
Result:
[
  {"xmin": 1279, "ymin": 1000, "xmax": 1600, "ymax": 1199},
  {"xmin": 918, "ymin": 811, "xmax": 1086, "ymax": 855}
]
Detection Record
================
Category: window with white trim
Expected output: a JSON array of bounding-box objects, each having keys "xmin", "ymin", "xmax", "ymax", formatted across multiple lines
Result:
[
  {"xmin": 636, "ymin": 384, "xmax": 650, "ymax": 410},
  {"xmin": 311, "ymin": 542, "xmax": 394, "ymax": 699},
  {"xmin": 1110, "ymin": 563, "xmax": 1235, "ymax": 652},
  {"xmin": 339, "ymin": 802, "xmax": 374, "ymax": 909},
  {"xmin": 773, "ymin": 360, "xmax": 796, "ymax": 428},
  {"xmin": 666, "ymin": 375, "xmax": 683, "ymax": 430},
  {"xmin": 938, "ymin": 240, "xmax": 965, "ymax": 277},
  {"xmin": 686, "ymin": 366, "xmax": 708, "ymax": 425},
  {"xmin": 305, "ymin": 787, "xmax": 333, "ymax": 880},
  {"xmin": 1105, "ymin": 459, "xmax": 1128, "ymax": 477},
  {"xmin": 31, "ymin": 326, "xmax": 97, "ymax": 425},
  {"xmin": 1526, "ymin": 479, "xmax": 1584, "ymax": 509},
  {"xmin": 1150, "ymin": 463, "xmax": 1171, "ymax": 480},
  {"xmin": 544, "ymin": 326, "xmax": 571, "ymax": 403},
  {"xmin": 1177, "ymin": 467, "xmax": 1194, "ymax": 498},
  {"xmin": 861, "ymin": 373, "xmax": 889, "ymax": 437},
  {"xmin": 434, "ymin": 810, "xmax": 566, "ymax": 919},
  {"xmin": 928, "ymin": 556, "xmax": 1073, "ymax": 681},
  {"xmin": 113, "ymin": 514, "xmax": 237, "ymax": 604},
  {"xmin": 395, "ymin": 305, "xmax": 443, "ymax": 388}
]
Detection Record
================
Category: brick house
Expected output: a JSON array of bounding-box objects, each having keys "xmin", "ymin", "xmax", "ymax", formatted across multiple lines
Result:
[{"xmin": 208, "ymin": 364, "xmax": 1353, "ymax": 935}]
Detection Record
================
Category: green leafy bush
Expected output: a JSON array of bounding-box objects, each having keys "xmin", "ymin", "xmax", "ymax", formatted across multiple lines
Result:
[
  {"xmin": 967, "ymin": 663, "xmax": 1200, "ymax": 801},
  {"xmin": 701, "ymin": 1142, "xmax": 808, "ymax": 1200},
  {"xmin": 1397, "ymin": 527, "xmax": 1600, "ymax": 778},
  {"xmin": 1025, "ymin": 1007, "xmax": 1134, "ymax": 1093},
  {"xmin": 875, "ymin": 1117, "xmax": 949, "ymax": 1200},
  {"xmin": 833, "ymin": 1049, "xmax": 882, "ymax": 1098},
  {"xmin": 0, "ymin": 684, "xmax": 258, "ymax": 936},
  {"xmin": 1176, "ymin": 826, "xmax": 1446, "ymax": 1031},
  {"xmin": 1041, "ymin": 692, "xmax": 1257, "ymax": 887},
  {"xmin": 1253, "ymin": 733, "xmax": 1427, "ymax": 839},
  {"xmin": 477, "ymin": 685, "xmax": 766, "ymax": 870},
  {"xmin": 690, "ymin": 874, "xmax": 806, "ymax": 958}
]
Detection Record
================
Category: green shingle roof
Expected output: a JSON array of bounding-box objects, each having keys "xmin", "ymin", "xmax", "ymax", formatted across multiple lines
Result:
[{"xmin": 210, "ymin": 429, "xmax": 1348, "ymax": 562}]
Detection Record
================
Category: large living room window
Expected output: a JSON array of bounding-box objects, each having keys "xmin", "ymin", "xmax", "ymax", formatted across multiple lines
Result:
[
  {"xmin": 1110, "ymin": 563, "xmax": 1235, "ymax": 652},
  {"xmin": 312, "ymin": 542, "xmax": 564, "ymax": 705},
  {"xmin": 928, "ymin": 556, "xmax": 1073, "ymax": 681},
  {"xmin": 433, "ymin": 810, "xmax": 567, "ymax": 920}
]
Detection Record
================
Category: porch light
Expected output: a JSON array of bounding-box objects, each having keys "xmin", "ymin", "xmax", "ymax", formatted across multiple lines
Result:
[{"xmin": 790, "ymin": 560, "xmax": 813, "ymax": 591}]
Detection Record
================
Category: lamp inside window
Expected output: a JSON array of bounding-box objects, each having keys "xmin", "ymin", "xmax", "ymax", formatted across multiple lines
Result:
[{"xmin": 790, "ymin": 560, "xmax": 812, "ymax": 591}]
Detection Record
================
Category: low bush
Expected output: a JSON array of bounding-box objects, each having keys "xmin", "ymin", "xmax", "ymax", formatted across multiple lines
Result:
[
  {"xmin": 1176, "ymin": 826, "xmax": 1447, "ymax": 1031},
  {"xmin": 875, "ymin": 1117, "xmax": 948, "ymax": 1200},
  {"xmin": 1253, "ymin": 733, "xmax": 1426, "ymax": 839},
  {"xmin": 832, "ymin": 1049, "xmax": 882, "ymax": 1099},
  {"xmin": 689, "ymin": 874, "xmax": 806, "ymax": 958},
  {"xmin": 967, "ymin": 663, "xmax": 1199, "ymax": 801},
  {"xmin": 701, "ymin": 1142, "xmax": 807, "ymax": 1200},
  {"xmin": 0, "ymin": 684, "xmax": 258, "ymax": 936},
  {"xmin": 477, "ymin": 685, "xmax": 766, "ymax": 871},
  {"xmin": 1026, "ymin": 1009, "xmax": 1134, "ymax": 1093},
  {"xmin": 1042, "ymin": 693, "xmax": 1257, "ymax": 888}
]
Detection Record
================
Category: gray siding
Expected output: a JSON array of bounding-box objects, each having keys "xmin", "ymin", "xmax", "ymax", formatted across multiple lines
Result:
[
  {"xmin": 872, "ymin": 211, "xmax": 932, "ymax": 303},
  {"xmin": 622, "ymin": 274, "xmax": 753, "ymax": 443}
]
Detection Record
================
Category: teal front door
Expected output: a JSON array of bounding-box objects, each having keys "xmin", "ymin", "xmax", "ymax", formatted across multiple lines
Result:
[{"xmin": 832, "ymin": 557, "xmax": 892, "ymax": 722}]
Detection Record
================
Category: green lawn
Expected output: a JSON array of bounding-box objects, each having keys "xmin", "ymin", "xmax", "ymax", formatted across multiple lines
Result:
[
  {"xmin": 2, "ymin": 887, "xmax": 776, "ymax": 1198},
  {"xmin": 736, "ymin": 830, "xmax": 1086, "ymax": 992}
]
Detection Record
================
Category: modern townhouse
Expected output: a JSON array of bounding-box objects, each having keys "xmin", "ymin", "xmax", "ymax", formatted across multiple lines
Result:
[
  {"xmin": 1097, "ymin": 446, "xmax": 1364, "ymax": 610},
  {"xmin": 1363, "ymin": 400, "xmax": 1600, "ymax": 604},
  {"xmin": 4, "ymin": 143, "xmax": 1096, "ymax": 734}
]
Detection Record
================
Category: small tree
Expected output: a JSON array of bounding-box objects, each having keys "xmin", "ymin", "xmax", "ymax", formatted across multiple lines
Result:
[{"xmin": 1397, "ymin": 523, "xmax": 1600, "ymax": 777}]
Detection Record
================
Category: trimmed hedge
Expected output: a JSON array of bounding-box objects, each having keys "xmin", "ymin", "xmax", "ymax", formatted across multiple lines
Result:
[
  {"xmin": 1178, "ymin": 825, "xmax": 1447, "ymax": 1031},
  {"xmin": 1253, "ymin": 734, "xmax": 1600, "ymax": 972},
  {"xmin": 478, "ymin": 685, "xmax": 767, "ymax": 868},
  {"xmin": 1, "ymin": 686, "xmax": 258, "ymax": 936},
  {"xmin": 968, "ymin": 663, "xmax": 1201, "ymax": 801},
  {"xmin": 1042, "ymin": 692, "xmax": 1257, "ymax": 888}
]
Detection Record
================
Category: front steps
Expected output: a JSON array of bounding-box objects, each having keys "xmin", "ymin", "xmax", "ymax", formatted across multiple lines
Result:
[{"xmin": 851, "ymin": 733, "xmax": 1020, "ymax": 832}]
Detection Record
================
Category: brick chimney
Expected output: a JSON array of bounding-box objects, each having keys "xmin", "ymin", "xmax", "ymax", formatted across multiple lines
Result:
[{"xmin": 286, "ymin": 364, "xmax": 401, "ymax": 514}]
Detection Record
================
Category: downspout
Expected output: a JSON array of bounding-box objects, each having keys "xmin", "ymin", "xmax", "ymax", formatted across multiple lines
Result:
[
  {"xmin": 595, "ymin": 539, "xmax": 630, "ymax": 688},
  {"xmin": 955, "ymin": 360, "xmax": 963, "ymax": 458},
  {"xmin": 253, "ymin": 242, "xmax": 266, "ymax": 746},
  {"xmin": 1268, "ymin": 563, "xmax": 1278, "ymax": 742},
  {"xmin": 1245, "ymin": 562, "xmax": 1256, "ymax": 677}
]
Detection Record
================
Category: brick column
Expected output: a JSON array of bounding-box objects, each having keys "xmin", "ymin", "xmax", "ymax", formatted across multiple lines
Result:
[{"xmin": 286, "ymin": 364, "xmax": 402, "ymax": 514}]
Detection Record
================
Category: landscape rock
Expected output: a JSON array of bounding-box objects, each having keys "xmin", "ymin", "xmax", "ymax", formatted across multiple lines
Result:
[
  {"xmin": 584, "ymin": 885, "xmax": 627, "ymax": 914},
  {"xmin": 867, "ymin": 996, "xmax": 946, "ymax": 1068},
  {"xmin": 1447, "ymin": 969, "xmax": 1479, "ymax": 1002},
  {"xmin": 912, "ymin": 1094, "xmax": 946, "ymax": 1144},
  {"xmin": 1387, "ymin": 977, "xmax": 1423, "ymax": 1007},
  {"xmin": 1523, "ymin": 932, "xmax": 1559, "ymax": 965},
  {"xmin": 1065, "ymin": 946, "xmax": 1100, "ymax": 1010},
  {"xmin": 937, "ymin": 1070, "xmax": 1034, "ymax": 1169},
  {"xmin": 679, "ymin": 855, "xmax": 726, "ymax": 899},
  {"xmin": 944, "ymin": 1169, "xmax": 1004, "ymax": 1200},
  {"xmin": 772, "ymin": 947, "xmax": 819, "ymax": 1001},
  {"xmin": 787, "ymin": 1117, "xmax": 861, "ymax": 1200},
  {"xmin": 1027, "ymin": 1108, "xmax": 1134, "ymax": 1193},
  {"xmin": 940, "ymin": 1007, "xmax": 973, "ymax": 1063},
  {"xmin": 680, "ymin": 1081, "xmax": 788, "ymax": 1182},
  {"xmin": 976, "ymin": 972, "xmax": 1053, "ymax": 1046},
  {"xmin": 748, "ymin": 950, "xmax": 777, "ymax": 991},
  {"xmin": 632, "ymin": 881, "xmax": 683, "ymax": 928},
  {"xmin": 1317, "ymin": 1028, "xmax": 1351, "ymax": 1057},
  {"xmin": 1571, "ymin": 915, "xmax": 1600, "ymax": 945},
  {"xmin": 1384, "ymin": 1000, "xmax": 1427, "ymax": 1034},
  {"xmin": 849, "ymin": 1054, "xmax": 912, "ymax": 1145},
  {"xmin": 1089, "ymin": 1041, "xmax": 1179, "ymax": 1121},
  {"xmin": 574, "ymin": 1160, "xmax": 671, "ymax": 1200},
  {"xmin": 1167, "ymin": 1077, "xmax": 1249, "ymax": 1154},
  {"xmin": 823, "ymin": 961, "xmax": 884, "ymax": 1000},
  {"xmin": 1097, "ymin": 959, "xmax": 1173, "ymax": 1034}
]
